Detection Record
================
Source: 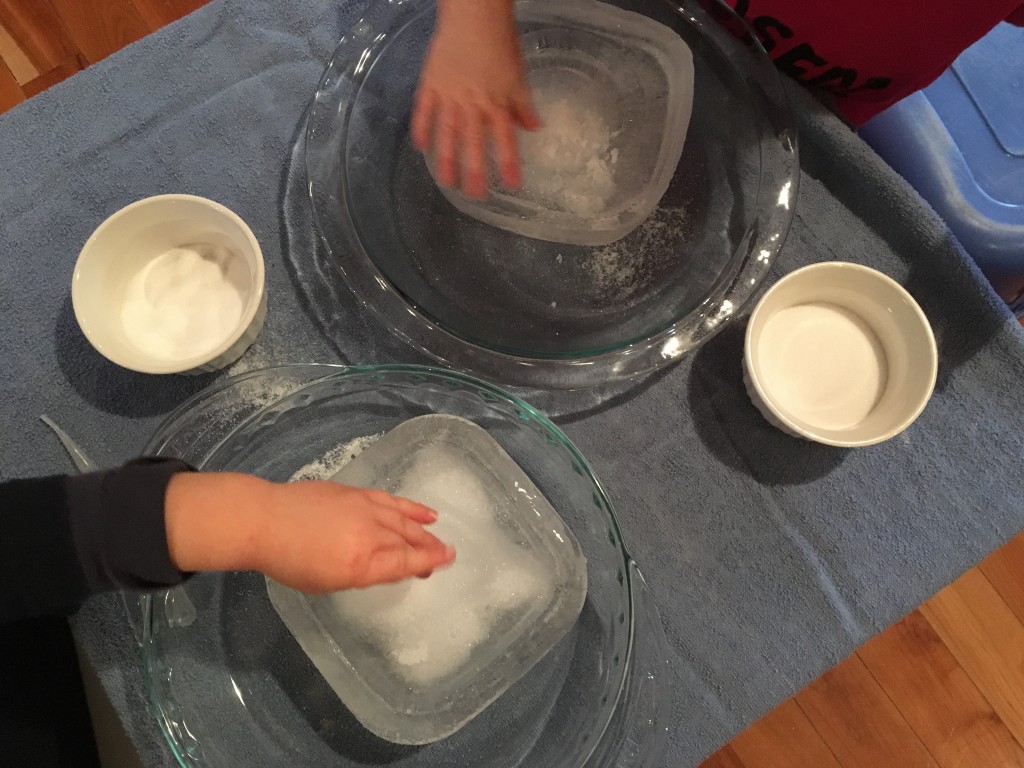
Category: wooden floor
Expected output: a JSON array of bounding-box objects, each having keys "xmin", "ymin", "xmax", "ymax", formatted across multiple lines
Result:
[
  {"xmin": 3, "ymin": 2, "xmax": 1024, "ymax": 766},
  {"xmin": 0, "ymin": 0, "xmax": 204, "ymax": 111}
]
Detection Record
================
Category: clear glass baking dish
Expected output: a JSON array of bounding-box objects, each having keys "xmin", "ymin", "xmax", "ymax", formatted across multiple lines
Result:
[
  {"xmin": 304, "ymin": 0, "xmax": 797, "ymax": 388},
  {"xmin": 136, "ymin": 365, "xmax": 672, "ymax": 767}
]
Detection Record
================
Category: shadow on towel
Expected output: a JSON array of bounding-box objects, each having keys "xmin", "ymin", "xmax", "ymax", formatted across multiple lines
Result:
[
  {"xmin": 53, "ymin": 296, "xmax": 215, "ymax": 419},
  {"xmin": 687, "ymin": 324, "xmax": 847, "ymax": 486}
]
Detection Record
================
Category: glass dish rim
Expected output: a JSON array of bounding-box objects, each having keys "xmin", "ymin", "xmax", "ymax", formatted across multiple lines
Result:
[
  {"xmin": 140, "ymin": 363, "xmax": 641, "ymax": 767},
  {"xmin": 304, "ymin": 0, "xmax": 800, "ymax": 389}
]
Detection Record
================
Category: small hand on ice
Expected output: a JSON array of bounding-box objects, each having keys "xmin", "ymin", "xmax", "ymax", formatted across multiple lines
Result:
[{"xmin": 331, "ymin": 448, "xmax": 554, "ymax": 686}]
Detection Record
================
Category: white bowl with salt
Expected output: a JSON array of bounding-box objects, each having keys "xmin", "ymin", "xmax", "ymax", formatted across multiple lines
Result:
[
  {"xmin": 744, "ymin": 262, "xmax": 938, "ymax": 447},
  {"xmin": 72, "ymin": 194, "xmax": 266, "ymax": 374}
]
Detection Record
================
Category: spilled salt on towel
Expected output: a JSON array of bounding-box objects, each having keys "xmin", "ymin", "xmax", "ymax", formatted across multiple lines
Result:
[{"xmin": 121, "ymin": 244, "xmax": 250, "ymax": 361}]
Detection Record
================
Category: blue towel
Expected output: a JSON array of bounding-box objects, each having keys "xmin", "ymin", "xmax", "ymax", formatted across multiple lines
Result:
[{"xmin": 1, "ymin": 0, "xmax": 1023, "ymax": 766}]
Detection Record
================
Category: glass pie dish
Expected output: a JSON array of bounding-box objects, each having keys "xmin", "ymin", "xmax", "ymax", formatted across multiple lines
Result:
[
  {"xmin": 304, "ymin": 0, "xmax": 797, "ymax": 388},
  {"xmin": 136, "ymin": 365, "xmax": 672, "ymax": 767}
]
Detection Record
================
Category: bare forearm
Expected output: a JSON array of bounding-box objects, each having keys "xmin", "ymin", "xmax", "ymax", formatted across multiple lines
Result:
[
  {"xmin": 435, "ymin": 0, "xmax": 518, "ymax": 60},
  {"xmin": 166, "ymin": 474, "xmax": 453, "ymax": 594},
  {"xmin": 164, "ymin": 472, "xmax": 271, "ymax": 574},
  {"xmin": 437, "ymin": 0, "xmax": 516, "ymax": 30}
]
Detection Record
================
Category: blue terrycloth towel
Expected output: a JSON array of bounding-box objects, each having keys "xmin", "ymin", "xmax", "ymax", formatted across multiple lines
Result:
[{"xmin": 0, "ymin": 0, "xmax": 1023, "ymax": 765}]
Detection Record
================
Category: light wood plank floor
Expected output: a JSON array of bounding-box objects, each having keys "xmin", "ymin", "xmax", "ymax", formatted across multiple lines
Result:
[{"xmin": 2, "ymin": 2, "xmax": 1022, "ymax": 765}]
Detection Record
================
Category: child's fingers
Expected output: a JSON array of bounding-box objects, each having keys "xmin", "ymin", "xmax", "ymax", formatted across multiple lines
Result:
[
  {"xmin": 462, "ymin": 112, "xmax": 489, "ymax": 198},
  {"xmin": 435, "ymin": 102, "xmax": 463, "ymax": 188},
  {"xmin": 390, "ymin": 498, "xmax": 437, "ymax": 524},
  {"xmin": 512, "ymin": 94, "xmax": 541, "ymax": 132},
  {"xmin": 370, "ymin": 529, "xmax": 409, "ymax": 552},
  {"xmin": 363, "ymin": 489, "xmax": 437, "ymax": 523},
  {"xmin": 411, "ymin": 88, "xmax": 438, "ymax": 151},
  {"xmin": 491, "ymin": 110, "xmax": 522, "ymax": 189},
  {"xmin": 375, "ymin": 508, "xmax": 449, "ymax": 551},
  {"xmin": 462, "ymin": 107, "xmax": 489, "ymax": 199},
  {"xmin": 370, "ymin": 544, "xmax": 456, "ymax": 584}
]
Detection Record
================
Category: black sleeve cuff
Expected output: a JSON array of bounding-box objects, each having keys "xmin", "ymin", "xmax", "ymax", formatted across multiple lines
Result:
[
  {"xmin": 67, "ymin": 458, "xmax": 195, "ymax": 593},
  {"xmin": 0, "ymin": 476, "xmax": 90, "ymax": 623}
]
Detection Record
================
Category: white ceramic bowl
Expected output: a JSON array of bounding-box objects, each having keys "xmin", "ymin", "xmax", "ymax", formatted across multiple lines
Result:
[
  {"xmin": 743, "ymin": 262, "xmax": 937, "ymax": 447},
  {"xmin": 72, "ymin": 195, "xmax": 267, "ymax": 374}
]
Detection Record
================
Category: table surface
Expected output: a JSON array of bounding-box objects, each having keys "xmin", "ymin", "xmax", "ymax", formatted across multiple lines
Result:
[{"xmin": 2, "ymin": 1, "xmax": 1024, "ymax": 767}]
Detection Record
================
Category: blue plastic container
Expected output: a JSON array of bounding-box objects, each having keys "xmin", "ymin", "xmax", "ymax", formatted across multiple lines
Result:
[{"xmin": 860, "ymin": 23, "xmax": 1024, "ymax": 314}]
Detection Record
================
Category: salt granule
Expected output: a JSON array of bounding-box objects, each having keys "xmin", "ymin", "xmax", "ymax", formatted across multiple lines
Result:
[
  {"xmin": 289, "ymin": 435, "xmax": 382, "ymax": 483},
  {"xmin": 121, "ymin": 244, "xmax": 250, "ymax": 361}
]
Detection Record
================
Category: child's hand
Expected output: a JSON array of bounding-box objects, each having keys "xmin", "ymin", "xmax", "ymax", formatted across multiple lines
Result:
[
  {"xmin": 255, "ymin": 482, "xmax": 455, "ymax": 593},
  {"xmin": 166, "ymin": 473, "xmax": 455, "ymax": 593},
  {"xmin": 411, "ymin": 0, "xmax": 539, "ymax": 198}
]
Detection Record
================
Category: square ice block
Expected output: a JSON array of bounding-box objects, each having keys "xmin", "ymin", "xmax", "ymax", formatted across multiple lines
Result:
[
  {"xmin": 267, "ymin": 415, "xmax": 588, "ymax": 744},
  {"xmin": 429, "ymin": 0, "xmax": 694, "ymax": 246}
]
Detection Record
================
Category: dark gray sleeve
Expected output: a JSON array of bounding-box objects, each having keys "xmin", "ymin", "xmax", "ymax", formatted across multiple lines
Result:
[
  {"xmin": 1, "ymin": 474, "xmax": 88, "ymax": 623},
  {"xmin": 0, "ymin": 458, "xmax": 194, "ymax": 625},
  {"xmin": 67, "ymin": 458, "xmax": 195, "ymax": 593}
]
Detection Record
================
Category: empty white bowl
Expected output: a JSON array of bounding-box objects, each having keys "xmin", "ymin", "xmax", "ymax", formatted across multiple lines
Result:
[
  {"xmin": 72, "ymin": 195, "xmax": 266, "ymax": 374},
  {"xmin": 744, "ymin": 262, "xmax": 937, "ymax": 447}
]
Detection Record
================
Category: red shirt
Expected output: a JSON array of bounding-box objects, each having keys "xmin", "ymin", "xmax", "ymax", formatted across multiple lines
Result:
[{"xmin": 722, "ymin": 0, "xmax": 1024, "ymax": 124}]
